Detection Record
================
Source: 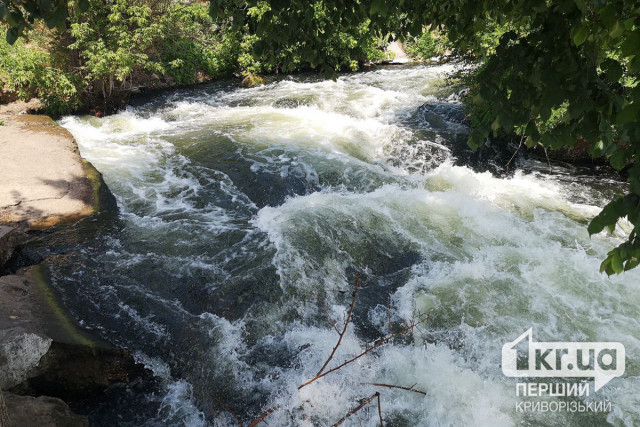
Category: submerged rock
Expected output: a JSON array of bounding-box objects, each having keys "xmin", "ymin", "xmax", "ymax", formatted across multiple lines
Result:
[
  {"xmin": 2, "ymin": 393, "xmax": 88, "ymax": 427},
  {"xmin": 418, "ymin": 101, "xmax": 468, "ymax": 126}
]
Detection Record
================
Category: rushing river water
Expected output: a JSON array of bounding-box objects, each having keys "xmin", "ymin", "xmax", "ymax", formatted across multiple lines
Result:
[{"xmin": 53, "ymin": 64, "xmax": 640, "ymax": 426}]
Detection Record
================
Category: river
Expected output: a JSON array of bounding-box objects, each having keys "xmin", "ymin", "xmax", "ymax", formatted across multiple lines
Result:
[{"xmin": 52, "ymin": 64, "xmax": 640, "ymax": 426}]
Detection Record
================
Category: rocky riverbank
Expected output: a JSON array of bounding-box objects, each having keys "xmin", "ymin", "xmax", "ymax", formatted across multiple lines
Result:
[{"xmin": 0, "ymin": 113, "xmax": 146, "ymax": 426}]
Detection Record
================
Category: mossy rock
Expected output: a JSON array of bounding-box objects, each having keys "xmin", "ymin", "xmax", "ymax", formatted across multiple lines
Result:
[{"xmin": 240, "ymin": 74, "xmax": 265, "ymax": 88}]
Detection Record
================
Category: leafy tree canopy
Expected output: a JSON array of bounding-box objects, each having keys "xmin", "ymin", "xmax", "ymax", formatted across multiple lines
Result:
[{"xmin": 2, "ymin": 0, "xmax": 640, "ymax": 274}]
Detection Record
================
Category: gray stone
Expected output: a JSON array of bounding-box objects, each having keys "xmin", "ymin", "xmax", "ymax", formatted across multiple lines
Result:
[
  {"xmin": 0, "ymin": 329, "xmax": 52, "ymax": 390},
  {"xmin": 0, "ymin": 391, "xmax": 8, "ymax": 427},
  {"xmin": 2, "ymin": 393, "xmax": 88, "ymax": 427},
  {"xmin": 0, "ymin": 227, "xmax": 25, "ymax": 269}
]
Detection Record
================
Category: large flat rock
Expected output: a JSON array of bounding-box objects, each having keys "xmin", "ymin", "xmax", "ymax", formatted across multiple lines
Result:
[{"xmin": 0, "ymin": 115, "xmax": 99, "ymax": 229}]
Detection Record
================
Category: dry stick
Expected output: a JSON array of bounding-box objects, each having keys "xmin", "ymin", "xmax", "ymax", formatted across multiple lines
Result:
[
  {"xmin": 543, "ymin": 146, "xmax": 552, "ymax": 173},
  {"xmin": 387, "ymin": 295, "xmax": 393, "ymax": 335},
  {"xmin": 331, "ymin": 392, "xmax": 381, "ymax": 427},
  {"xmin": 505, "ymin": 128, "xmax": 526, "ymax": 172},
  {"xmin": 298, "ymin": 318, "xmax": 422, "ymax": 390},
  {"xmin": 376, "ymin": 392, "xmax": 384, "ymax": 427},
  {"xmin": 362, "ymin": 382, "xmax": 427, "ymax": 396},
  {"xmin": 311, "ymin": 292, "xmax": 340, "ymax": 335},
  {"xmin": 211, "ymin": 397, "xmax": 244, "ymax": 427},
  {"xmin": 314, "ymin": 276, "xmax": 363, "ymax": 377},
  {"xmin": 247, "ymin": 405, "xmax": 279, "ymax": 427}
]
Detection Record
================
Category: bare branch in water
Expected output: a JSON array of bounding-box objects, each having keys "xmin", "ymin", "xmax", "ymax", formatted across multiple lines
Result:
[
  {"xmin": 387, "ymin": 295, "xmax": 393, "ymax": 335},
  {"xmin": 314, "ymin": 275, "xmax": 364, "ymax": 377},
  {"xmin": 211, "ymin": 396, "xmax": 244, "ymax": 426},
  {"xmin": 298, "ymin": 317, "xmax": 424, "ymax": 390},
  {"xmin": 505, "ymin": 126, "xmax": 525, "ymax": 173},
  {"xmin": 332, "ymin": 392, "xmax": 382, "ymax": 427},
  {"xmin": 309, "ymin": 292, "xmax": 341, "ymax": 335},
  {"xmin": 362, "ymin": 382, "xmax": 427, "ymax": 396},
  {"xmin": 247, "ymin": 405, "xmax": 279, "ymax": 427}
]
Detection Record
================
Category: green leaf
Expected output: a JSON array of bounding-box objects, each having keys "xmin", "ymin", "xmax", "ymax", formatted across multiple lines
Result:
[
  {"xmin": 610, "ymin": 21, "xmax": 625, "ymax": 38},
  {"xmin": 7, "ymin": 10, "xmax": 23, "ymax": 26},
  {"xmin": 369, "ymin": 0, "xmax": 385, "ymax": 15},
  {"xmin": 625, "ymin": 257, "xmax": 640, "ymax": 271},
  {"xmin": 571, "ymin": 23, "xmax": 588, "ymax": 46},
  {"xmin": 53, "ymin": 5, "xmax": 67, "ymax": 30},
  {"xmin": 591, "ymin": 139, "xmax": 605, "ymax": 157},
  {"xmin": 616, "ymin": 103, "xmax": 639, "ymax": 125},
  {"xmin": 588, "ymin": 198, "xmax": 625, "ymax": 235},
  {"xmin": 611, "ymin": 252, "xmax": 624, "ymax": 274},
  {"xmin": 599, "ymin": 5, "xmax": 616, "ymax": 30},
  {"xmin": 6, "ymin": 27, "xmax": 18, "ymax": 45},
  {"xmin": 491, "ymin": 116, "xmax": 500, "ymax": 131},
  {"xmin": 78, "ymin": 0, "xmax": 90, "ymax": 12},
  {"xmin": 621, "ymin": 30, "xmax": 640, "ymax": 57},
  {"xmin": 629, "ymin": 56, "xmax": 640, "ymax": 73},
  {"xmin": 628, "ymin": 165, "xmax": 640, "ymax": 194},
  {"xmin": 37, "ymin": 0, "xmax": 52, "ymax": 12},
  {"xmin": 601, "ymin": 58, "xmax": 623, "ymax": 82},
  {"xmin": 609, "ymin": 149, "xmax": 628, "ymax": 170}
]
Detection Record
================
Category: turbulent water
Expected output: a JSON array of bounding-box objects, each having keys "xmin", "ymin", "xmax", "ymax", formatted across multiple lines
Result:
[{"xmin": 53, "ymin": 64, "xmax": 640, "ymax": 426}]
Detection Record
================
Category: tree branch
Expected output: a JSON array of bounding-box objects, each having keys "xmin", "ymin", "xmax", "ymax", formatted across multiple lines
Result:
[
  {"xmin": 298, "ymin": 317, "xmax": 423, "ymax": 390},
  {"xmin": 362, "ymin": 382, "xmax": 427, "ymax": 396},
  {"xmin": 211, "ymin": 396, "xmax": 243, "ymax": 427},
  {"xmin": 314, "ymin": 275, "xmax": 363, "ymax": 377},
  {"xmin": 247, "ymin": 405, "xmax": 278, "ymax": 427},
  {"xmin": 309, "ymin": 292, "xmax": 340, "ymax": 335},
  {"xmin": 331, "ymin": 392, "xmax": 381, "ymax": 427}
]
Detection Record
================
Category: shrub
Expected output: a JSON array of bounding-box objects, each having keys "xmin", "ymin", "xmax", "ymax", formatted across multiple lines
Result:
[
  {"xmin": 0, "ymin": 37, "xmax": 81, "ymax": 115},
  {"xmin": 69, "ymin": 0, "xmax": 165, "ymax": 97},
  {"xmin": 160, "ymin": 4, "xmax": 240, "ymax": 84},
  {"xmin": 405, "ymin": 30, "xmax": 452, "ymax": 61}
]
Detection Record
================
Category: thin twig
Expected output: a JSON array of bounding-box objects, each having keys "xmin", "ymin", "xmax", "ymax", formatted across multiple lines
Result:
[
  {"xmin": 362, "ymin": 382, "xmax": 427, "ymax": 396},
  {"xmin": 247, "ymin": 405, "xmax": 278, "ymax": 427},
  {"xmin": 506, "ymin": 126, "xmax": 526, "ymax": 172},
  {"xmin": 376, "ymin": 392, "xmax": 384, "ymax": 427},
  {"xmin": 387, "ymin": 295, "xmax": 393, "ymax": 335},
  {"xmin": 543, "ymin": 146, "xmax": 552, "ymax": 173},
  {"xmin": 211, "ymin": 397, "xmax": 244, "ymax": 427},
  {"xmin": 314, "ymin": 275, "xmax": 363, "ymax": 377},
  {"xmin": 332, "ymin": 392, "xmax": 380, "ymax": 427},
  {"xmin": 298, "ymin": 318, "xmax": 423, "ymax": 390},
  {"xmin": 310, "ymin": 292, "xmax": 340, "ymax": 334}
]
